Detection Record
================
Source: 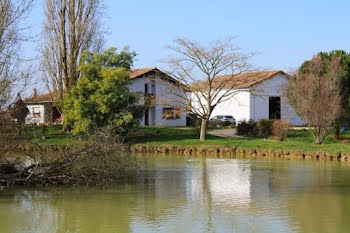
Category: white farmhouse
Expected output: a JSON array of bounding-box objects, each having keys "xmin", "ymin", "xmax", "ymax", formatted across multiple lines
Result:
[
  {"xmin": 191, "ymin": 70, "xmax": 304, "ymax": 126},
  {"xmin": 24, "ymin": 67, "xmax": 187, "ymax": 126},
  {"xmin": 129, "ymin": 67, "xmax": 186, "ymax": 126}
]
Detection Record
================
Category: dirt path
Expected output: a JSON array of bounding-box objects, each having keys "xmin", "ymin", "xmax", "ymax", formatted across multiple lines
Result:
[{"xmin": 207, "ymin": 128, "xmax": 246, "ymax": 138}]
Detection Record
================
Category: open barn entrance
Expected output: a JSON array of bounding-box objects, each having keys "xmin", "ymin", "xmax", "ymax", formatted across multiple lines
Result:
[
  {"xmin": 52, "ymin": 107, "xmax": 62, "ymax": 124},
  {"xmin": 269, "ymin": 97, "xmax": 281, "ymax": 120}
]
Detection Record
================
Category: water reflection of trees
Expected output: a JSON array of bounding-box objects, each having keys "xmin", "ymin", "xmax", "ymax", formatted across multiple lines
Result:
[
  {"xmin": 0, "ymin": 189, "xmax": 56, "ymax": 233},
  {"xmin": 286, "ymin": 162, "xmax": 350, "ymax": 233},
  {"xmin": 2, "ymin": 159, "xmax": 350, "ymax": 233},
  {"xmin": 288, "ymin": 192, "xmax": 350, "ymax": 233},
  {"xmin": 0, "ymin": 188, "xmax": 133, "ymax": 233}
]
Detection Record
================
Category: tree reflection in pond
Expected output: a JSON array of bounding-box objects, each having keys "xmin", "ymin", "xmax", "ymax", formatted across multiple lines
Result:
[{"xmin": 1, "ymin": 157, "xmax": 350, "ymax": 233}]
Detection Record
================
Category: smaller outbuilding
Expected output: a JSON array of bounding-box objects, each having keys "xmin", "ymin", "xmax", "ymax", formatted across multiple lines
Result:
[
  {"xmin": 24, "ymin": 91, "xmax": 61, "ymax": 125},
  {"xmin": 191, "ymin": 70, "xmax": 305, "ymax": 126}
]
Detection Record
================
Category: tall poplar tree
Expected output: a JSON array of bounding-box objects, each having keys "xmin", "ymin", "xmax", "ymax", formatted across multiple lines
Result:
[{"xmin": 41, "ymin": 0, "xmax": 104, "ymax": 111}]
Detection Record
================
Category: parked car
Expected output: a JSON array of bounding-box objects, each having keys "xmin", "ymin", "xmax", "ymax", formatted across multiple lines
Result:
[{"xmin": 210, "ymin": 115, "xmax": 236, "ymax": 125}]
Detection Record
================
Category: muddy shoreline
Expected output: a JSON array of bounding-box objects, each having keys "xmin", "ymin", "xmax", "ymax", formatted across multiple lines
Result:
[{"xmin": 131, "ymin": 144, "xmax": 350, "ymax": 161}]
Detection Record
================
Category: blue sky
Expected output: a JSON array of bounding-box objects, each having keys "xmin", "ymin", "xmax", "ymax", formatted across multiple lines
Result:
[{"xmin": 27, "ymin": 0, "xmax": 350, "ymax": 72}]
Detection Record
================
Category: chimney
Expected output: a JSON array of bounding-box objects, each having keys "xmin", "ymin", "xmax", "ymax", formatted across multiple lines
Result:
[{"xmin": 32, "ymin": 88, "xmax": 37, "ymax": 97}]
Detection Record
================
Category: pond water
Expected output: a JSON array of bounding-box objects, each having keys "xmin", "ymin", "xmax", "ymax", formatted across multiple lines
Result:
[{"xmin": 1, "ymin": 156, "xmax": 350, "ymax": 233}]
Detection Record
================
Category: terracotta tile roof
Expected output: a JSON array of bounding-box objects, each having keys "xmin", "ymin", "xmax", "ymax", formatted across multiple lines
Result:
[
  {"xmin": 130, "ymin": 67, "xmax": 187, "ymax": 89},
  {"xmin": 130, "ymin": 67, "xmax": 157, "ymax": 79},
  {"xmin": 24, "ymin": 92, "xmax": 54, "ymax": 103},
  {"xmin": 212, "ymin": 70, "xmax": 287, "ymax": 88}
]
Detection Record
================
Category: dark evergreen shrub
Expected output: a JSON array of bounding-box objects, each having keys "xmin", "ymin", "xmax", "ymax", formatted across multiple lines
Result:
[
  {"xmin": 236, "ymin": 120, "xmax": 258, "ymax": 136},
  {"xmin": 257, "ymin": 119, "xmax": 273, "ymax": 138}
]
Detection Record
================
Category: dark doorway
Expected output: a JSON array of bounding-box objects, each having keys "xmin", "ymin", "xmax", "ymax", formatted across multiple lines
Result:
[
  {"xmin": 144, "ymin": 110, "xmax": 149, "ymax": 126},
  {"xmin": 269, "ymin": 97, "xmax": 281, "ymax": 120},
  {"xmin": 52, "ymin": 107, "xmax": 61, "ymax": 123}
]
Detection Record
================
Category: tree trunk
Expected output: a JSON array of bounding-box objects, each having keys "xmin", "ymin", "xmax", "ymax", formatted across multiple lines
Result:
[
  {"xmin": 334, "ymin": 126, "xmax": 341, "ymax": 139},
  {"xmin": 315, "ymin": 134, "xmax": 325, "ymax": 144},
  {"xmin": 200, "ymin": 119, "xmax": 207, "ymax": 141},
  {"xmin": 62, "ymin": 117, "xmax": 67, "ymax": 132}
]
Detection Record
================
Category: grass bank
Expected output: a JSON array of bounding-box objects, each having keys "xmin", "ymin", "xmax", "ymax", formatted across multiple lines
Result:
[
  {"xmin": 24, "ymin": 125, "xmax": 84, "ymax": 146},
  {"xmin": 131, "ymin": 126, "xmax": 350, "ymax": 154},
  {"xmin": 24, "ymin": 125, "xmax": 350, "ymax": 154}
]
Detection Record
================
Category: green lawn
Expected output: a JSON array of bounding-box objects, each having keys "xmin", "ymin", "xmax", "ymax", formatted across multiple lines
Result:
[
  {"xmin": 24, "ymin": 125, "xmax": 84, "ymax": 146},
  {"xmin": 130, "ymin": 126, "xmax": 350, "ymax": 154},
  {"xmin": 25, "ymin": 125, "xmax": 350, "ymax": 154}
]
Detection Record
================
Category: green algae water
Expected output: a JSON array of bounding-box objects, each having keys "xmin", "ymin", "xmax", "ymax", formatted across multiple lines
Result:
[{"xmin": 1, "ymin": 156, "xmax": 350, "ymax": 233}]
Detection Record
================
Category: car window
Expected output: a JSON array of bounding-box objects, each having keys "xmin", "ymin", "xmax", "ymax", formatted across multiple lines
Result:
[{"xmin": 225, "ymin": 116, "xmax": 233, "ymax": 118}]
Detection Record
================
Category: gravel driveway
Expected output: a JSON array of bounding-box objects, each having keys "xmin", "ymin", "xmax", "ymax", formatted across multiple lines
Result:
[{"xmin": 207, "ymin": 128, "xmax": 246, "ymax": 138}]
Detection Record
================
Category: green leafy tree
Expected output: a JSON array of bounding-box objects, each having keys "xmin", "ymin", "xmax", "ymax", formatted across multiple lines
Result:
[
  {"xmin": 300, "ymin": 50, "xmax": 350, "ymax": 139},
  {"xmin": 64, "ymin": 47, "xmax": 143, "ymax": 136}
]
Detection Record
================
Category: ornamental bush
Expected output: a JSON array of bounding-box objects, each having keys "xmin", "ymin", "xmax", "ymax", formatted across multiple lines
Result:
[{"xmin": 272, "ymin": 120, "xmax": 292, "ymax": 141}]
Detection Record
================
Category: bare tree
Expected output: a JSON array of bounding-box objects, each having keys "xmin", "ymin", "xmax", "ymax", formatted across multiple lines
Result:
[
  {"xmin": 164, "ymin": 37, "xmax": 253, "ymax": 141},
  {"xmin": 0, "ymin": 0, "xmax": 34, "ymax": 108},
  {"xmin": 41, "ymin": 0, "xmax": 104, "ymax": 109},
  {"xmin": 287, "ymin": 55, "xmax": 343, "ymax": 144}
]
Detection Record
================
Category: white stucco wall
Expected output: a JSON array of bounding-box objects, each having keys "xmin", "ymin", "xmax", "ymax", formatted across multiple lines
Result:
[
  {"xmin": 190, "ymin": 73, "xmax": 305, "ymax": 126},
  {"xmin": 250, "ymin": 74, "xmax": 304, "ymax": 125},
  {"xmin": 128, "ymin": 75, "xmax": 186, "ymax": 127},
  {"xmin": 210, "ymin": 90, "xmax": 251, "ymax": 122},
  {"xmin": 25, "ymin": 104, "xmax": 45, "ymax": 124},
  {"xmin": 128, "ymin": 77, "xmax": 146, "ymax": 105},
  {"xmin": 190, "ymin": 89, "xmax": 251, "ymax": 122}
]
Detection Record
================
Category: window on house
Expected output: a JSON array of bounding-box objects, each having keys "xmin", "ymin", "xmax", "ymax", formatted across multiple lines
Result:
[
  {"xmin": 163, "ymin": 107, "xmax": 181, "ymax": 119},
  {"xmin": 144, "ymin": 83, "xmax": 149, "ymax": 95},
  {"xmin": 151, "ymin": 80, "xmax": 156, "ymax": 94},
  {"xmin": 33, "ymin": 108, "xmax": 41, "ymax": 118}
]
